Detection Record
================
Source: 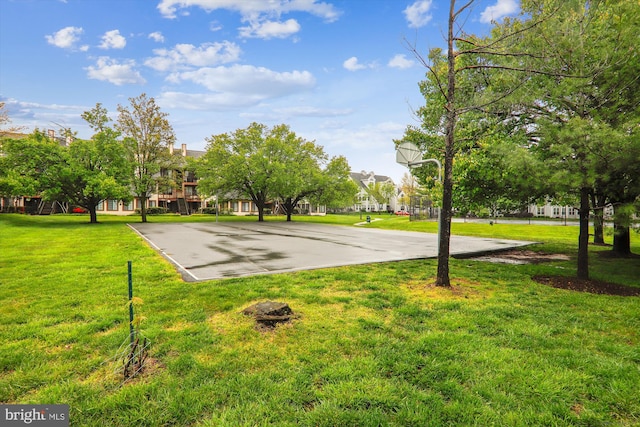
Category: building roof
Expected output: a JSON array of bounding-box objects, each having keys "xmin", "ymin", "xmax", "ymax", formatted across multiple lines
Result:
[
  {"xmin": 186, "ymin": 149, "xmax": 205, "ymax": 158},
  {"xmin": 350, "ymin": 170, "xmax": 394, "ymax": 187}
]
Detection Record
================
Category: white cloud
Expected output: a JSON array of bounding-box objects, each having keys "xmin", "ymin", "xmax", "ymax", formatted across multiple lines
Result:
[
  {"xmin": 0, "ymin": 97, "xmax": 92, "ymax": 136},
  {"xmin": 157, "ymin": 0, "xmax": 341, "ymax": 22},
  {"xmin": 45, "ymin": 26, "xmax": 84, "ymax": 49},
  {"xmin": 388, "ymin": 54, "xmax": 415, "ymax": 69},
  {"xmin": 148, "ymin": 31, "xmax": 165, "ymax": 43},
  {"xmin": 85, "ymin": 57, "xmax": 146, "ymax": 85},
  {"xmin": 404, "ymin": 0, "xmax": 433, "ymax": 29},
  {"xmin": 480, "ymin": 0, "xmax": 519, "ymax": 23},
  {"xmin": 343, "ymin": 57, "xmax": 377, "ymax": 72},
  {"xmin": 274, "ymin": 106, "xmax": 352, "ymax": 117},
  {"xmin": 99, "ymin": 30, "xmax": 126, "ymax": 49},
  {"xmin": 240, "ymin": 105, "xmax": 352, "ymax": 121},
  {"xmin": 315, "ymin": 121, "xmax": 405, "ymax": 151},
  {"xmin": 168, "ymin": 64, "xmax": 315, "ymax": 99},
  {"xmin": 157, "ymin": 91, "xmax": 263, "ymax": 110},
  {"xmin": 239, "ymin": 18, "xmax": 301, "ymax": 39},
  {"xmin": 145, "ymin": 41, "xmax": 241, "ymax": 71},
  {"xmin": 343, "ymin": 57, "xmax": 365, "ymax": 71}
]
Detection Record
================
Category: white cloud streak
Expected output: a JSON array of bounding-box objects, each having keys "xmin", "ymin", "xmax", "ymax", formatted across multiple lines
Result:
[
  {"xmin": 387, "ymin": 54, "xmax": 415, "ymax": 69},
  {"xmin": 239, "ymin": 18, "xmax": 301, "ymax": 39},
  {"xmin": 157, "ymin": 0, "xmax": 339, "ymax": 40},
  {"xmin": 403, "ymin": 0, "xmax": 433, "ymax": 29},
  {"xmin": 343, "ymin": 57, "xmax": 377, "ymax": 72},
  {"xmin": 148, "ymin": 31, "xmax": 165, "ymax": 42},
  {"xmin": 158, "ymin": 64, "xmax": 315, "ymax": 110},
  {"xmin": 145, "ymin": 41, "xmax": 241, "ymax": 71},
  {"xmin": 480, "ymin": 0, "xmax": 519, "ymax": 23},
  {"xmin": 157, "ymin": 0, "xmax": 341, "ymax": 22},
  {"xmin": 99, "ymin": 30, "xmax": 126, "ymax": 49},
  {"xmin": 168, "ymin": 64, "xmax": 315, "ymax": 96},
  {"xmin": 45, "ymin": 26, "xmax": 85, "ymax": 50},
  {"xmin": 85, "ymin": 57, "xmax": 146, "ymax": 85}
]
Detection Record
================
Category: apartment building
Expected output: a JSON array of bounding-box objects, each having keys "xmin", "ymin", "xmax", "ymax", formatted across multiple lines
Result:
[{"xmin": 349, "ymin": 171, "xmax": 398, "ymax": 212}]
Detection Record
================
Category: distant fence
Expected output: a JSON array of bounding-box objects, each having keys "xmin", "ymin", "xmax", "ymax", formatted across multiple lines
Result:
[{"xmin": 410, "ymin": 196, "xmax": 438, "ymax": 222}]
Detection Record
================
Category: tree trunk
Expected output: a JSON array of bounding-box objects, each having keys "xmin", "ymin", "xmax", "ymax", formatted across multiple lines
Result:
[
  {"xmin": 612, "ymin": 224, "xmax": 631, "ymax": 255},
  {"xmin": 612, "ymin": 205, "xmax": 632, "ymax": 255},
  {"xmin": 435, "ymin": 0, "xmax": 456, "ymax": 287},
  {"xmin": 283, "ymin": 198, "xmax": 294, "ymax": 222},
  {"xmin": 140, "ymin": 196, "xmax": 148, "ymax": 223},
  {"xmin": 592, "ymin": 209, "xmax": 604, "ymax": 244},
  {"xmin": 89, "ymin": 206, "xmax": 98, "ymax": 224},
  {"xmin": 577, "ymin": 187, "xmax": 590, "ymax": 279},
  {"xmin": 590, "ymin": 192, "xmax": 605, "ymax": 244}
]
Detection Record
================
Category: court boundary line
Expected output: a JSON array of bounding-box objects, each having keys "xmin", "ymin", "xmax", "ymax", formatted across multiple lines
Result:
[{"xmin": 127, "ymin": 224, "xmax": 200, "ymax": 281}]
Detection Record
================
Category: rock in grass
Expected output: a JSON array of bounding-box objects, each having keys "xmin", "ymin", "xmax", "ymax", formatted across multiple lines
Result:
[{"xmin": 242, "ymin": 301, "xmax": 293, "ymax": 329}]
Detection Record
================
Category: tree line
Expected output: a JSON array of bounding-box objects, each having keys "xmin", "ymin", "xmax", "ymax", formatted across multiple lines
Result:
[{"xmin": 0, "ymin": 96, "xmax": 358, "ymax": 223}]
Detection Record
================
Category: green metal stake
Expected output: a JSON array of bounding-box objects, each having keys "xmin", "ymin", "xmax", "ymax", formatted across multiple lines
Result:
[{"xmin": 128, "ymin": 261, "xmax": 134, "ymax": 345}]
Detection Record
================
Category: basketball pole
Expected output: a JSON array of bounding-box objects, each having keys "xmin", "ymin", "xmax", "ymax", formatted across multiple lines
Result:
[
  {"xmin": 407, "ymin": 158, "xmax": 441, "ymax": 257},
  {"xmin": 396, "ymin": 142, "xmax": 442, "ymax": 257}
]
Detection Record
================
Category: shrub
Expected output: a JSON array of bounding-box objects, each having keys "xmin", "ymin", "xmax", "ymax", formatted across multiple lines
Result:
[
  {"xmin": 200, "ymin": 207, "xmax": 218, "ymax": 215},
  {"xmin": 135, "ymin": 207, "xmax": 169, "ymax": 215}
]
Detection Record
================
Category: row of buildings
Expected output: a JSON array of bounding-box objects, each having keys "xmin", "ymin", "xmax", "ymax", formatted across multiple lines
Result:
[{"xmin": 1, "ymin": 131, "xmax": 600, "ymax": 219}]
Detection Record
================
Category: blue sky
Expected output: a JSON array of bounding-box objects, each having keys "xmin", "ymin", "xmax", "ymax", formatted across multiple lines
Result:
[{"xmin": 0, "ymin": 0, "xmax": 519, "ymax": 183}]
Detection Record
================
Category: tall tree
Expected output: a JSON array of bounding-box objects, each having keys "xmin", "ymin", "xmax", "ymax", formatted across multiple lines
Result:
[
  {"xmin": 309, "ymin": 155, "xmax": 359, "ymax": 211},
  {"xmin": 49, "ymin": 135, "xmax": 131, "ymax": 223},
  {"xmin": 197, "ymin": 123, "xmax": 354, "ymax": 221},
  {"xmin": 403, "ymin": 0, "xmax": 546, "ymax": 285},
  {"xmin": 0, "ymin": 130, "xmax": 63, "ymax": 203},
  {"xmin": 399, "ymin": 172, "xmax": 419, "ymax": 210},
  {"xmin": 267, "ymin": 125, "xmax": 326, "ymax": 221},
  {"xmin": 509, "ymin": 0, "xmax": 640, "ymax": 273},
  {"xmin": 116, "ymin": 94, "xmax": 176, "ymax": 223},
  {"xmin": 197, "ymin": 123, "xmax": 278, "ymax": 222},
  {"xmin": 38, "ymin": 104, "xmax": 132, "ymax": 223}
]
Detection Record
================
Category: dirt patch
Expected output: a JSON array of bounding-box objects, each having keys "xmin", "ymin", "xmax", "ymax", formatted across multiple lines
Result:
[
  {"xmin": 533, "ymin": 275, "xmax": 640, "ymax": 296},
  {"xmin": 242, "ymin": 301, "xmax": 296, "ymax": 331},
  {"xmin": 473, "ymin": 250, "xmax": 570, "ymax": 264}
]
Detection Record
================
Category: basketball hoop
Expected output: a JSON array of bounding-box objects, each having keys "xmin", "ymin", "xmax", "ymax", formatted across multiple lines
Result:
[{"xmin": 395, "ymin": 141, "xmax": 423, "ymax": 167}]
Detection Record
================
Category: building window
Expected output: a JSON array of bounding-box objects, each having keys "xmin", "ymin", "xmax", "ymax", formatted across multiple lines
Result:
[
  {"xmin": 107, "ymin": 199, "xmax": 119, "ymax": 211},
  {"xmin": 124, "ymin": 200, "xmax": 134, "ymax": 211},
  {"xmin": 242, "ymin": 201, "xmax": 250, "ymax": 212},
  {"xmin": 232, "ymin": 201, "xmax": 239, "ymax": 212},
  {"xmin": 97, "ymin": 201, "xmax": 104, "ymax": 211},
  {"xmin": 553, "ymin": 207, "xmax": 560, "ymax": 216},
  {"xmin": 537, "ymin": 206, "xmax": 544, "ymax": 216}
]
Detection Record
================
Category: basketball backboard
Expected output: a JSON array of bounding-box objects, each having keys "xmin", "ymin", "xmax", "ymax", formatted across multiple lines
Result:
[{"xmin": 395, "ymin": 141, "xmax": 422, "ymax": 167}]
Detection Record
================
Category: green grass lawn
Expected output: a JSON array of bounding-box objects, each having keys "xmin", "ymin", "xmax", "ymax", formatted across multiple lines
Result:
[{"xmin": 1, "ymin": 213, "xmax": 639, "ymax": 426}]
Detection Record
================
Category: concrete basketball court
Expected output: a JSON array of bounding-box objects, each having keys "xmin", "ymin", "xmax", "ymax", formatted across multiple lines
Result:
[{"xmin": 128, "ymin": 221, "xmax": 535, "ymax": 281}]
